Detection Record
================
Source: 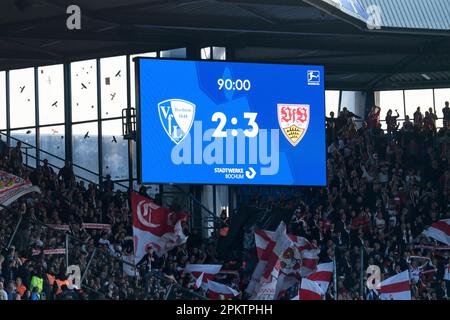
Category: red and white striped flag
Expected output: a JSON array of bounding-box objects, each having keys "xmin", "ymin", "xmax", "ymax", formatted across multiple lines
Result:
[
  {"xmin": 207, "ymin": 280, "xmax": 239, "ymax": 300},
  {"xmin": 378, "ymin": 270, "xmax": 411, "ymax": 300},
  {"xmin": 82, "ymin": 223, "xmax": 112, "ymax": 230},
  {"xmin": 422, "ymin": 219, "xmax": 450, "ymax": 245},
  {"xmin": 274, "ymin": 236, "xmax": 321, "ymax": 298},
  {"xmin": 32, "ymin": 248, "xmax": 66, "ymax": 256},
  {"xmin": 46, "ymin": 224, "xmax": 70, "ymax": 231},
  {"xmin": 299, "ymin": 278, "xmax": 324, "ymax": 300},
  {"xmin": 307, "ymin": 262, "xmax": 334, "ymax": 295},
  {"xmin": 288, "ymin": 235, "xmax": 320, "ymax": 277},
  {"xmin": 246, "ymin": 222, "xmax": 291, "ymax": 297},
  {"xmin": 184, "ymin": 264, "xmax": 222, "ymax": 288}
]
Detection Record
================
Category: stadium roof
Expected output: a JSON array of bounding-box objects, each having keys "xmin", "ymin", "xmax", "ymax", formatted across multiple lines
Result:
[
  {"xmin": 359, "ymin": 0, "xmax": 450, "ymax": 31},
  {"xmin": 0, "ymin": 0, "xmax": 449, "ymax": 91},
  {"xmin": 307, "ymin": 0, "xmax": 450, "ymax": 33}
]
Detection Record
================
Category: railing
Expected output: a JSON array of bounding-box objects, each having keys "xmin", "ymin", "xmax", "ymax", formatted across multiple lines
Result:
[
  {"xmin": 1, "ymin": 131, "xmax": 224, "ymax": 233},
  {"xmin": 0, "ymin": 131, "xmax": 130, "ymax": 190}
]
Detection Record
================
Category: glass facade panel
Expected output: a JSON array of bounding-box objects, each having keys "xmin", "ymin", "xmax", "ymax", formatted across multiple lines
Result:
[
  {"xmin": 130, "ymin": 52, "xmax": 157, "ymax": 110},
  {"xmin": 0, "ymin": 72, "xmax": 6, "ymax": 131},
  {"xmin": 201, "ymin": 47, "xmax": 211, "ymax": 60},
  {"xmin": 404, "ymin": 89, "xmax": 434, "ymax": 119},
  {"xmin": 40, "ymin": 125, "xmax": 65, "ymax": 169},
  {"xmin": 160, "ymin": 48, "xmax": 186, "ymax": 58},
  {"xmin": 325, "ymin": 90, "xmax": 340, "ymax": 117},
  {"xmin": 9, "ymin": 68, "xmax": 35, "ymax": 128},
  {"xmin": 71, "ymin": 59, "xmax": 98, "ymax": 122},
  {"xmin": 378, "ymin": 90, "xmax": 405, "ymax": 129},
  {"xmin": 212, "ymin": 47, "xmax": 226, "ymax": 60},
  {"xmin": 72, "ymin": 121, "xmax": 99, "ymax": 183},
  {"xmin": 10, "ymin": 128, "xmax": 36, "ymax": 167},
  {"xmin": 100, "ymin": 56, "xmax": 127, "ymax": 119},
  {"xmin": 102, "ymin": 119, "xmax": 128, "ymax": 181},
  {"xmin": 434, "ymin": 88, "xmax": 450, "ymax": 128},
  {"xmin": 38, "ymin": 64, "xmax": 65, "ymax": 125}
]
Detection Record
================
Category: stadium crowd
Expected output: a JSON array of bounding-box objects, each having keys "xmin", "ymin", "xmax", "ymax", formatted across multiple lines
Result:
[{"xmin": 0, "ymin": 102, "xmax": 449, "ymax": 300}]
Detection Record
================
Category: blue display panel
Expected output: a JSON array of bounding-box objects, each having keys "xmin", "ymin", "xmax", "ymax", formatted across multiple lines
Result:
[{"xmin": 137, "ymin": 58, "xmax": 326, "ymax": 186}]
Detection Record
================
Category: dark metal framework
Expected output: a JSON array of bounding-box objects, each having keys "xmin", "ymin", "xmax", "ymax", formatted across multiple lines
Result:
[{"xmin": 0, "ymin": 0, "xmax": 448, "ymax": 90}]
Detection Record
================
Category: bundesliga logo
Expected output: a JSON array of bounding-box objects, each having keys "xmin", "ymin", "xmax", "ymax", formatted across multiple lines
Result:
[{"xmin": 277, "ymin": 104, "xmax": 310, "ymax": 147}]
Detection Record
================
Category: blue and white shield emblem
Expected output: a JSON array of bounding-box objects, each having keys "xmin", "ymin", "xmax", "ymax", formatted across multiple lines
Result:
[{"xmin": 158, "ymin": 99, "xmax": 195, "ymax": 144}]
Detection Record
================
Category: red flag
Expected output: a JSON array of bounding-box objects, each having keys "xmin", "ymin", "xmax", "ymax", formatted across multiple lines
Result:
[
  {"xmin": 307, "ymin": 262, "xmax": 334, "ymax": 295},
  {"xmin": 207, "ymin": 280, "xmax": 239, "ymax": 300},
  {"xmin": 378, "ymin": 271, "xmax": 411, "ymax": 300},
  {"xmin": 0, "ymin": 170, "xmax": 40, "ymax": 207},
  {"xmin": 422, "ymin": 219, "xmax": 450, "ymax": 245},
  {"xmin": 132, "ymin": 192, "xmax": 187, "ymax": 262},
  {"xmin": 299, "ymin": 278, "xmax": 323, "ymax": 300},
  {"xmin": 184, "ymin": 264, "xmax": 222, "ymax": 288}
]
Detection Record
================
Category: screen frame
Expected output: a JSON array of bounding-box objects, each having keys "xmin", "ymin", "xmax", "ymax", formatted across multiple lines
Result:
[{"xmin": 134, "ymin": 56, "xmax": 327, "ymax": 187}]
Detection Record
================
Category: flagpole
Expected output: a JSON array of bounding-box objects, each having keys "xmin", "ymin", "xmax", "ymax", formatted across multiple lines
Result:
[
  {"xmin": 333, "ymin": 257, "xmax": 337, "ymax": 300},
  {"xmin": 65, "ymin": 233, "xmax": 69, "ymax": 268},
  {"xmin": 81, "ymin": 248, "xmax": 97, "ymax": 285},
  {"xmin": 360, "ymin": 245, "xmax": 364, "ymax": 300},
  {"xmin": 7, "ymin": 214, "xmax": 22, "ymax": 249}
]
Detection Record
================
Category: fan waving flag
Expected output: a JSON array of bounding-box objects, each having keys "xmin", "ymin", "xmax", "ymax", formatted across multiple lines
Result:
[
  {"xmin": 378, "ymin": 271, "xmax": 411, "ymax": 300},
  {"xmin": 0, "ymin": 170, "xmax": 40, "ymax": 207},
  {"xmin": 299, "ymin": 278, "xmax": 324, "ymax": 300},
  {"xmin": 132, "ymin": 192, "xmax": 187, "ymax": 262},
  {"xmin": 207, "ymin": 280, "xmax": 240, "ymax": 300},
  {"xmin": 307, "ymin": 262, "xmax": 334, "ymax": 295},
  {"xmin": 287, "ymin": 235, "xmax": 320, "ymax": 277},
  {"xmin": 275, "ymin": 235, "xmax": 320, "ymax": 298},
  {"xmin": 422, "ymin": 219, "xmax": 450, "ymax": 245},
  {"xmin": 246, "ymin": 222, "xmax": 291, "ymax": 298}
]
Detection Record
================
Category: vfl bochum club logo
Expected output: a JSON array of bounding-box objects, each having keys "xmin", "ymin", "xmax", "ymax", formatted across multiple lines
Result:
[
  {"xmin": 158, "ymin": 99, "xmax": 195, "ymax": 144},
  {"xmin": 277, "ymin": 104, "xmax": 310, "ymax": 147}
]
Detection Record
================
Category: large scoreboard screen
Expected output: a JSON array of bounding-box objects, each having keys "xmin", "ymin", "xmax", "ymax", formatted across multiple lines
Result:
[{"xmin": 136, "ymin": 58, "xmax": 326, "ymax": 186}]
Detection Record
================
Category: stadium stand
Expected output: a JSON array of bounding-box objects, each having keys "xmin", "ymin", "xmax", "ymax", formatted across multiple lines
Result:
[{"xmin": 1, "ymin": 106, "xmax": 449, "ymax": 300}]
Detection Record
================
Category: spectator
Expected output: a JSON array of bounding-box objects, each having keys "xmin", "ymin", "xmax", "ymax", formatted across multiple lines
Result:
[
  {"xmin": 0, "ymin": 135, "xmax": 7, "ymax": 158},
  {"xmin": 367, "ymin": 105, "xmax": 381, "ymax": 131},
  {"xmin": 15, "ymin": 277, "xmax": 27, "ymax": 297},
  {"xmin": 443, "ymin": 101, "xmax": 450, "ymax": 128},
  {"xmin": 385, "ymin": 109, "xmax": 400, "ymax": 138},
  {"xmin": 9, "ymin": 141, "xmax": 23, "ymax": 174},
  {"xmin": 0, "ymin": 281, "xmax": 7, "ymax": 300},
  {"xmin": 57, "ymin": 160, "xmax": 75, "ymax": 187},
  {"xmin": 413, "ymin": 107, "xmax": 423, "ymax": 128}
]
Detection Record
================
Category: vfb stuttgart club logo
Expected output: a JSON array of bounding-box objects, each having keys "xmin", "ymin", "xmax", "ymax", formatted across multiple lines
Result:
[
  {"xmin": 158, "ymin": 99, "xmax": 195, "ymax": 144},
  {"xmin": 277, "ymin": 104, "xmax": 310, "ymax": 147}
]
